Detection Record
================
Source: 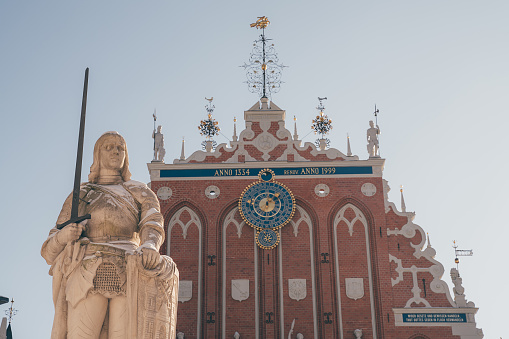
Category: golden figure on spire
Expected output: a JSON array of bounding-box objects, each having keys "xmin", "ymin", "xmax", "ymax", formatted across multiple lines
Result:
[{"xmin": 250, "ymin": 16, "xmax": 270, "ymax": 29}]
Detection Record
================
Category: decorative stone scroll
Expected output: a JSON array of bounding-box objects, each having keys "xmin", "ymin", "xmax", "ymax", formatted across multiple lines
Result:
[
  {"xmin": 345, "ymin": 278, "xmax": 364, "ymax": 300},
  {"xmin": 288, "ymin": 279, "xmax": 307, "ymax": 301},
  {"xmin": 178, "ymin": 280, "xmax": 193, "ymax": 303},
  {"xmin": 232, "ymin": 279, "xmax": 249, "ymax": 302}
]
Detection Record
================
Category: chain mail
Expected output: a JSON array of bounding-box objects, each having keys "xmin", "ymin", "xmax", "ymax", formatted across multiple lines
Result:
[{"xmin": 92, "ymin": 262, "xmax": 125, "ymax": 296}]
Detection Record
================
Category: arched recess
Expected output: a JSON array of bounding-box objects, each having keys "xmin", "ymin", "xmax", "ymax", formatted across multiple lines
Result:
[
  {"xmin": 409, "ymin": 335, "xmax": 430, "ymax": 339},
  {"xmin": 278, "ymin": 204, "xmax": 319, "ymax": 339},
  {"xmin": 331, "ymin": 201, "xmax": 380, "ymax": 339},
  {"xmin": 166, "ymin": 203, "xmax": 204, "ymax": 339},
  {"xmin": 220, "ymin": 205, "xmax": 257, "ymax": 339}
]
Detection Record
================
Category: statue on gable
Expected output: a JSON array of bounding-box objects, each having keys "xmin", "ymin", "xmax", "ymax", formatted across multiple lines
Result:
[
  {"xmin": 366, "ymin": 120, "xmax": 380, "ymax": 157},
  {"xmin": 153, "ymin": 125, "xmax": 166, "ymax": 162},
  {"xmin": 42, "ymin": 131, "xmax": 178, "ymax": 339}
]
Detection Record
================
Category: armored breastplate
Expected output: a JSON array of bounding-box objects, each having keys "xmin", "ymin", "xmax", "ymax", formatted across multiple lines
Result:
[{"xmin": 81, "ymin": 184, "xmax": 139, "ymax": 242}]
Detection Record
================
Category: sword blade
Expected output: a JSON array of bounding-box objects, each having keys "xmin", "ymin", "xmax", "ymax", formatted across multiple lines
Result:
[{"xmin": 70, "ymin": 68, "xmax": 89, "ymax": 219}]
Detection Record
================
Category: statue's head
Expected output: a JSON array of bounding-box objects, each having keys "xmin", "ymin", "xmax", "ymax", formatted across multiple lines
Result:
[
  {"xmin": 369, "ymin": 120, "xmax": 374, "ymax": 128},
  {"xmin": 157, "ymin": 125, "xmax": 162, "ymax": 132},
  {"xmin": 88, "ymin": 131, "xmax": 132, "ymax": 183}
]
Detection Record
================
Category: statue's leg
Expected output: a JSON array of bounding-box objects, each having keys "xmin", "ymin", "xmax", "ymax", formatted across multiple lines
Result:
[
  {"xmin": 68, "ymin": 293, "xmax": 108, "ymax": 339},
  {"xmin": 108, "ymin": 295, "xmax": 128, "ymax": 339}
]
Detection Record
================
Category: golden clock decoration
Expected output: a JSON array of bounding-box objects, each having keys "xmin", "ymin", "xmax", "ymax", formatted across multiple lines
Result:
[{"xmin": 239, "ymin": 169, "xmax": 295, "ymax": 249}]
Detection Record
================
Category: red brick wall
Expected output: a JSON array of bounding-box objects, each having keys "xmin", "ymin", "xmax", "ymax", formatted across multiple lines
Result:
[{"xmin": 154, "ymin": 174, "xmax": 461, "ymax": 338}]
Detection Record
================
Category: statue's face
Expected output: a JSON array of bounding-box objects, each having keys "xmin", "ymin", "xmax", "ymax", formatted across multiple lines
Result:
[{"xmin": 100, "ymin": 135, "xmax": 125, "ymax": 171}]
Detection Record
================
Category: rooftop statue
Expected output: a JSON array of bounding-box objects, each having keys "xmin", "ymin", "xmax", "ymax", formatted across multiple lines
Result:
[
  {"xmin": 42, "ymin": 132, "xmax": 178, "ymax": 339},
  {"xmin": 366, "ymin": 120, "xmax": 380, "ymax": 157},
  {"xmin": 153, "ymin": 125, "xmax": 166, "ymax": 162}
]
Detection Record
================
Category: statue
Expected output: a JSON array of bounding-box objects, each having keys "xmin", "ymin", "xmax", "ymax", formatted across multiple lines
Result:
[
  {"xmin": 354, "ymin": 328, "xmax": 363, "ymax": 338},
  {"xmin": 177, "ymin": 332, "xmax": 185, "ymax": 339},
  {"xmin": 451, "ymin": 268, "xmax": 469, "ymax": 307},
  {"xmin": 153, "ymin": 125, "xmax": 166, "ymax": 162},
  {"xmin": 233, "ymin": 331, "xmax": 240, "ymax": 339},
  {"xmin": 41, "ymin": 131, "xmax": 178, "ymax": 339},
  {"xmin": 366, "ymin": 120, "xmax": 380, "ymax": 157}
]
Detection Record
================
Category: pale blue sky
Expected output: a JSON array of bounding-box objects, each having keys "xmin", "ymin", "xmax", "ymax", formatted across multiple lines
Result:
[{"xmin": 1, "ymin": 1, "xmax": 508, "ymax": 337}]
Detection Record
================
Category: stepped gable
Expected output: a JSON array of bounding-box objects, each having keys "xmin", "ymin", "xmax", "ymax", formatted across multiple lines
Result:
[{"xmin": 174, "ymin": 97, "xmax": 357, "ymax": 164}]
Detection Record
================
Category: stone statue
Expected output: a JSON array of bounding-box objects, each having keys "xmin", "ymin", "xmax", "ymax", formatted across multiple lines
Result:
[
  {"xmin": 296, "ymin": 334, "xmax": 304, "ymax": 339},
  {"xmin": 153, "ymin": 125, "xmax": 166, "ymax": 162},
  {"xmin": 177, "ymin": 332, "xmax": 185, "ymax": 339},
  {"xmin": 451, "ymin": 268, "xmax": 468, "ymax": 307},
  {"xmin": 233, "ymin": 331, "xmax": 240, "ymax": 339},
  {"xmin": 41, "ymin": 132, "xmax": 178, "ymax": 339},
  {"xmin": 366, "ymin": 120, "xmax": 380, "ymax": 157},
  {"xmin": 354, "ymin": 328, "xmax": 363, "ymax": 338}
]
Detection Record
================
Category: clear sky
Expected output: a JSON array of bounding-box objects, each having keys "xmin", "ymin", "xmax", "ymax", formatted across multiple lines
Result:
[{"xmin": 1, "ymin": 1, "xmax": 507, "ymax": 337}]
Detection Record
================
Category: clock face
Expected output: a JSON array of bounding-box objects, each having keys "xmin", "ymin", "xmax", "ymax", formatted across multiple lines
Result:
[{"xmin": 239, "ymin": 177, "xmax": 295, "ymax": 230}]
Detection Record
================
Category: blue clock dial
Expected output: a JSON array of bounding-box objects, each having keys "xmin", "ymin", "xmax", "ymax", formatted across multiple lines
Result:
[
  {"xmin": 256, "ymin": 229, "xmax": 280, "ymax": 249},
  {"xmin": 239, "ymin": 180, "xmax": 295, "ymax": 230}
]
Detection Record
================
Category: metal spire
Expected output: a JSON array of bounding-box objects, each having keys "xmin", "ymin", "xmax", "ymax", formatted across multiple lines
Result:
[
  {"xmin": 312, "ymin": 97, "xmax": 333, "ymax": 150},
  {"xmin": 180, "ymin": 137, "xmax": 185, "ymax": 161},
  {"xmin": 373, "ymin": 104, "xmax": 379, "ymax": 126},
  {"xmin": 233, "ymin": 117, "xmax": 238, "ymax": 141},
  {"xmin": 242, "ymin": 16, "xmax": 285, "ymax": 100},
  {"xmin": 347, "ymin": 134, "xmax": 352, "ymax": 156},
  {"xmin": 199, "ymin": 98, "xmax": 220, "ymax": 152},
  {"xmin": 293, "ymin": 116, "xmax": 298, "ymax": 140},
  {"xmin": 400, "ymin": 185, "xmax": 406, "ymax": 212},
  {"xmin": 452, "ymin": 240, "xmax": 473, "ymax": 269},
  {"xmin": 5, "ymin": 299, "xmax": 17, "ymax": 325}
]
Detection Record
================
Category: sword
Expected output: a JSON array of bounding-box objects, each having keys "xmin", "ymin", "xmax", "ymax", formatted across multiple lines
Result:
[{"xmin": 57, "ymin": 68, "xmax": 92, "ymax": 230}]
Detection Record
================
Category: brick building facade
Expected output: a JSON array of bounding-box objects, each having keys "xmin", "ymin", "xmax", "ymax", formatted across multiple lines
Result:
[{"xmin": 148, "ymin": 98, "xmax": 483, "ymax": 338}]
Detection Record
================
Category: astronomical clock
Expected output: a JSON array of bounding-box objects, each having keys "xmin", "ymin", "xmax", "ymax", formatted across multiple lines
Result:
[{"xmin": 239, "ymin": 169, "xmax": 295, "ymax": 249}]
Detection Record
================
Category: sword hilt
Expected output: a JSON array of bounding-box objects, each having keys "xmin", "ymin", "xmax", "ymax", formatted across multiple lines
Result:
[{"xmin": 56, "ymin": 214, "xmax": 91, "ymax": 230}]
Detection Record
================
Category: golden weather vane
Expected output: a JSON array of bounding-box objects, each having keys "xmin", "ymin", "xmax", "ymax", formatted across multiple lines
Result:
[
  {"xmin": 250, "ymin": 16, "xmax": 270, "ymax": 29},
  {"xmin": 452, "ymin": 240, "xmax": 473, "ymax": 269}
]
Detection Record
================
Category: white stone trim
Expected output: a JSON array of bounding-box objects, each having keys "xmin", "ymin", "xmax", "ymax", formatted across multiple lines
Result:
[
  {"xmin": 167, "ymin": 207, "xmax": 202, "ymax": 339},
  {"xmin": 224, "ymin": 208, "xmax": 245, "ymax": 238},
  {"xmin": 279, "ymin": 206, "xmax": 318, "ymax": 339},
  {"xmin": 333, "ymin": 204, "xmax": 377, "ymax": 339},
  {"xmin": 222, "ymin": 208, "xmax": 257, "ymax": 339},
  {"xmin": 205, "ymin": 185, "xmax": 220, "ymax": 199},
  {"xmin": 168, "ymin": 207, "xmax": 201, "ymax": 240}
]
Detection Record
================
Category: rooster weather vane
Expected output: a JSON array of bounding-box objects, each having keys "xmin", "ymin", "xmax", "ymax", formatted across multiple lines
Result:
[{"xmin": 241, "ymin": 16, "xmax": 286, "ymax": 99}]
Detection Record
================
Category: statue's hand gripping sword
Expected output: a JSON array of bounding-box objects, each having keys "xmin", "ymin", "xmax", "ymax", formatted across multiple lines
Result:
[{"xmin": 57, "ymin": 68, "xmax": 92, "ymax": 230}]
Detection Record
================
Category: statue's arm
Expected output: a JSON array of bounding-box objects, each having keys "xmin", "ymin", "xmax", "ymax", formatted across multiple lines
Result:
[
  {"xmin": 41, "ymin": 193, "xmax": 73, "ymax": 264},
  {"xmin": 41, "ymin": 187, "xmax": 88, "ymax": 265},
  {"xmin": 132, "ymin": 183, "xmax": 165, "ymax": 251}
]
